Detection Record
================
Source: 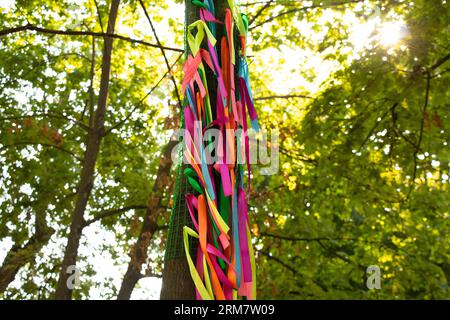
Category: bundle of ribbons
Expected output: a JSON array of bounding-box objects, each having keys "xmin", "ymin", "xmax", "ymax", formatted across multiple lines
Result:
[{"xmin": 180, "ymin": 0, "xmax": 259, "ymax": 300}]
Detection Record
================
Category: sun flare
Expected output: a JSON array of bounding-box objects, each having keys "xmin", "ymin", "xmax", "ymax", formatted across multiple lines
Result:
[
  {"xmin": 349, "ymin": 14, "xmax": 408, "ymax": 51},
  {"xmin": 378, "ymin": 20, "xmax": 408, "ymax": 47}
]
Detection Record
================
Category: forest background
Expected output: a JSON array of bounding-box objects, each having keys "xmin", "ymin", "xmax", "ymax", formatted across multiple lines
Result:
[{"xmin": 0, "ymin": 0, "xmax": 449, "ymax": 299}]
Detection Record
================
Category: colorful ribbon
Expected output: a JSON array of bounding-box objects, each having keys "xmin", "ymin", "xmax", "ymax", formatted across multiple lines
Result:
[{"xmin": 181, "ymin": 0, "xmax": 259, "ymax": 300}]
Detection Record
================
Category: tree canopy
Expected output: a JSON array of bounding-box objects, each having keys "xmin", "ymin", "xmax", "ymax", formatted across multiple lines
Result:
[{"xmin": 0, "ymin": 0, "xmax": 449, "ymax": 299}]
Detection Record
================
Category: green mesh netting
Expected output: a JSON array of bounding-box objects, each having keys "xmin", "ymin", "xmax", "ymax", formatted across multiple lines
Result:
[
  {"xmin": 164, "ymin": 1, "xmax": 193, "ymax": 261},
  {"xmin": 165, "ymin": 162, "xmax": 197, "ymax": 260}
]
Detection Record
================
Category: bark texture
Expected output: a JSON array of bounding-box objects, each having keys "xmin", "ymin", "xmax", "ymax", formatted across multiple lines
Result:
[
  {"xmin": 117, "ymin": 140, "xmax": 177, "ymax": 300},
  {"xmin": 0, "ymin": 204, "xmax": 53, "ymax": 293},
  {"xmin": 54, "ymin": 0, "xmax": 121, "ymax": 300}
]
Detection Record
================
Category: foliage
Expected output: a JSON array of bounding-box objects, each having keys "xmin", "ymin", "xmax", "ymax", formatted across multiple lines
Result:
[{"xmin": 0, "ymin": 0, "xmax": 449, "ymax": 299}]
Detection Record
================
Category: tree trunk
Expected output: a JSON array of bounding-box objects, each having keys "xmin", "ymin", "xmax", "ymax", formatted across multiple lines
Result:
[
  {"xmin": 159, "ymin": 0, "xmax": 229, "ymax": 300},
  {"xmin": 0, "ymin": 205, "xmax": 53, "ymax": 294},
  {"xmin": 117, "ymin": 140, "xmax": 177, "ymax": 300},
  {"xmin": 159, "ymin": 160, "xmax": 197, "ymax": 300},
  {"xmin": 54, "ymin": 0, "xmax": 120, "ymax": 300}
]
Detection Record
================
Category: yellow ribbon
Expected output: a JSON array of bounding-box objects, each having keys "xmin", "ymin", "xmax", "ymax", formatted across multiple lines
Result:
[
  {"xmin": 203, "ymin": 253, "xmax": 214, "ymax": 298},
  {"xmin": 187, "ymin": 20, "xmax": 217, "ymax": 56},
  {"xmin": 227, "ymin": 0, "xmax": 246, "ymax": 37},
  {"xmin": 183, "ymin": 226, "xmax": 213, "ymax": 300}
]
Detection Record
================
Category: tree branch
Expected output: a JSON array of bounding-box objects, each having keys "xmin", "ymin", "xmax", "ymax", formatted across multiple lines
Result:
[
  {"xmin": 430, "ymin": 52, "xmax": 450, "ymax": 71},
  {"xmin": 140, "ymin": 272, "xmax": 162, "ymax": 279},
  {"xmin": 259, "ymin": 250, "xmax": 298, "ymax": 275},
  {"xmin": 0, "ymin": 206, "xmax": 54, "ymax": 294},
  {"xmin": 0, "ymin": 141, "xmax": 82, "ymax": 161},
  {"xmin": 105, "ymin": 52, "xmax": 183, "ymax": 135},
  {"xmin": 392, "ymin": 126, "xmax": 418, "ymax": 150},
  {"xmin": 260, "ymin": 232, "xmax": 378, "ymax": 243},
  {"xmin": 248, "ymin": 0, "xmax": 274, "ymax": 26},
  {"xmin": 138, "ymin": 0, "xmax": 183, "ymax": 108},
  {"xmin": 83, "ymin": 205, "xmax": 148, "ymax": 227},
  {"xmin": 249, "ymin": 0, "xmax": 364, "ymax": 30},
  {"xmin": 254, "ymin": 94, "xmax": 313, "ymax": 101},
  {"xmin": 316, "ymin": 240, "xmax": 352, "ymax": 265},
  {"xmin": 279, "ymin": 146, "xmax": 318, "ymax": 164},
  {"xmin": 118, "ymin": 140, "xmax": 177, "ymax": 300},
  {"xmin": 409, "ymin": 71, "xmax": 431, "ymax": 196},
  {"xmin": 1, "ymin": 112, "xmax": 89, "ymax": 131},
  {"xmin": 359, "ymin": 103, "xmax": 396, "ymax": 150},
  {"xmin": 92, "ymin": 0, "xmax": 104, "ymax": 32},
  {"xmin": 0, "ymin": 24, "xmax": 183, "ymax": 53},
  {"xmin": 80, "ymin": 37, "xmax": 96, "ymax": 125}
]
